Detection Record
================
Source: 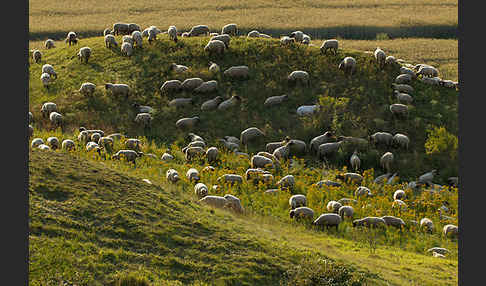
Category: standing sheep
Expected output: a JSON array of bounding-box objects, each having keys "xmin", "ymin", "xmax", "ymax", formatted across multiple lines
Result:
[
  {"xmin": 168, "ymin": 26, "xmax": 178, "ymax": 43},
  {"xmin": 205, "ymin": 40, "xmax": 226, "ymax": 56},
  {"xmin": 49, "ymin": 112, "xmax": 63, "ymax": 128},
  {"xmin": 443, "ymin": 224, "xmax": 458, "ymax": 238},
  {"xmin": 79, "ymin": 82, "xmax": 96, "ymax": 97},
  {"xmin": 222, "ymin": 23, "xmax": 237, "ymax": 36},
  {"xmin": 289, "ymin": 194, "xmax": 307, "ymax": 209},
  {"xmin": 240, "ymin": 127, "xmax": 265, "ymax": 146},
  {"xmin": 194, "ymin": 80, "xmax": 218, "ymax": 93},
  {"xmin": 31, "ymin": 138, "xmax": 44, "ymax": 148},
  {"xmin": 77, "ymin": 47, "xmax": 91, "ymax": 63},
  {"xmin": 374, "ymin": 47, "xmax": 386, "ymax": 69},
  {"xmin": 418, "ymin": 170, "xmax": 436, "ymax": 186},
  {"xmin": 355, "ymin": 186, "xmax": 372, "ymax": 198},
  {"xmin": 40, "ymin": 73, "xmax": 51, "ymax": 89},
  {"xmin": 105, "ymin": 83, "xmax": 130, "ymax": 98},
  {"xmin": 201, "ymin": 96, "xmax": 224, "ymax": 111},
  {"xmin": 338, "ymin": 206, "xmax": 354, "ymax": 220},
  {"xmin": 369, "ymin": 132, "xmax": 393, "ymax": 147},
  {"xmin": 134, "ymin": 113, "xmax": 152, "ymax": 127},
  {"xmin": 181, "ymin": 78, "xmax": 204, "ymax": 91},
  {"xmin": 46, "ymin": 137, "xmax": 60, "ymax": 150},
  {"xmin": 393, "ymin": 133, "xmax": 410, "ymax": 149},
  {"xmin": 211, "ymin": 34, "xmax": 231, "ymax": 48},
  {"xmin": 350, "ymin": 150, "xmax": 361, "ymax": 171},
  {"xmin": 393, "ymin": 190, "xmax": 406, "ymax": 200},
  {"xmin": 131, "ymin": 31, "xmax": 143, "ymax": 48},
  {"xmin": 188, "ymin": 25, "xmax": 210, "ymax": 37},
  {"xmin": 45, "ymin": 39, "xmax": 55, "ymax": 49},
  {"xmin": 218, "ymin": 95, "xmax": 242, "ymax": 110},
  {"xmin": 288, "ymin": 71, "xmax": 309, "ymax": 86},
  {"xmin": 121, "ymin": 42, "xmax": 133, "ymax": 57},
  {"xmin": 42, "ymin": 64, "xmax": 57, "ymax": 79},
  {"xmin": 310, "ymin": 131, "xmax": 336, "ymax": 155},
  {"xmin": 32, "ymin": 49, "xmax": 42, "ymax": 63},
  {"xmin": 104, "ymin": 34, "xmax": 118, "ymax": 48},
  {"xmin": 224, "ymin": 66, "xmax": 249, "ymax": 79},
  {"xmin": 65, "ymin": 31, "xmax": 78, "ymax": 46},
  {"xmin": 420, "ymin": 218, "xmax": 435, "ymax": 233},
  {"xmin": 381, "ymin": 216, "xmax": 406, "ymax": 229},
  {"xmin": 206, "ymin": 147, "xmax": 219, "ymax": 163},
  {"xmin": 160, "ymin": 80, "xmax": 182, "ymax": 94},
  {"xmin": 290, "ymin": 207, "xmax": 314, "ymax": 221},
  {"xmin": 166, "ymin": 169, "xmax": 180, "ymax": 183},
  {"xmin": 338, "ymin": 57, "xmax": 356, "ymax": 75},
  {"xmin": 217, "ymin": 174, "xmax": 243, "ymax": 186},
  {"xmin": 62, "ymin": 139, "xmax": 76, "ymax": 151},
  {"xmin": 313, "ymin": 213, "xmax": 342, "ymax": 230},
  {"xmin": 380, "ymin": 152, "xmax": 394, "ymax": 173},
  {"xmin": 112, "ymin": 23, "xmax": 130, "ymax": 35},
  {"xmin": 320, "ymin": 39, "xmax": 339, "ymax": 55},
  {"xmin": 176, "ymin": 116, "xmax": 200, "ymax": 130},
  {"xmin": 289, "ymin": 31, "xmax": 304, "ymax": 42},
  {"xmin": 280, "ymin": 36, "xmax": 295, "ymax": 45},
  {"xmin": 278, "ymin": 175, "xmax": 295, "ymax": 191},
  {"xmin": 352, "ymin": 217, "xmax": 386, "ymax": 228},
  {"xmin": 171, "ymin": 63, "xmax": 189, "ymax": 73},
  {"xmin": 186, "ymin": 168, "xmax": 200, "ymax": 183},
  {"xmin": 326, "ymin": 201, "xmax": 342, "ymax": 213},
  {"xmin": 194, "ymin": 183, "xmax": 209, "ymax": 199},
  {"xmin": 264, "ymin": 94, "xmax": 288, "ymax": 107},
  {"xmin": 390, "ymin": 103, "xmax": 409, "ymax": 117},
  {"xmin": 317, "ymin": 141, "xmax": 343, "ymax": 161},
  {"xmin": 209, "ymin": 62, "xmax": 220, "ymax": 73}
]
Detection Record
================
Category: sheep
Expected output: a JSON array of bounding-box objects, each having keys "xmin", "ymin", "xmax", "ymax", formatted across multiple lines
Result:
[
  {"xmin": 381, "ymin": 216, "xmax": 406, "ymax": 228},
  {"xmin": 217, "ymin": 138, "xmax": 239, "ymax": 151},
  {"xmin": 221, "ymin": 23, "xmax": 237, "ymax": 36},
  {"xmin": 263, "ymin": 94, "xmax": 288, "ymax": 107},
  {"xmin": 392, "ymin": 199, "xmax": 407, "ymax": 211},
  {"xmin": 337, "ymin": 173, "xmax": 364, "ymax": 185},
  {"xmin": 44, "ymin": 137, "xmax": 59, "ymax": 150},
  {"xmin": 185, "ymin": 146, "xmax": 205, "ymax": 161},
  {"xmin": 205, "ymin": 39, "xmax": 226, "ymax": 56},
  {"xmin": 447, "ymin": 177, "xmax": 458, "ymax": 187},
  {"xmin": 171, "ymin": 63, "xmax": 189, "ymax": 73},
  {"xmin": 224, "ymin": 66, "xmax": 249, "ymax": 79},
  {"xmin": 86, "ymin": 142, "xmax": 102, "ymax": 153},
  {"xmin": 259, "ymin": 33, "xmax": 271, "ymax": 38},
  {"xmin": 105, "ymin": 83, "xmax": 130, "ymax": 98},
  {"xmin": 160, "ymin": 80, "xmax": 182, "ymax": 94},
  {"xmin": 103, "ymin": 28, "xmax": 112, "ymax": 36},
  {"xmin": 320, "ymin": 39, "xmax": 339, "ymax": 55},
  {"xmin": 313, "ymin": 213, "xmax": 342, "ymax": 230},
  {"xmin": 256, "ymin": 152, "xmax": 281, "ymax": 170},
  {"xmin": 224, "ymin": 136, "xmax": 240, "ymax": 145},
  {"xmin": 113, "ymin": 23, "xmax": 130, "ymax": 35},
  {"xmin": 245, "ymin": 168, "xmax": 273, "ymax": 184},
  {"xmin": 206, "ymin": 147, "xmax": 219, "ymax": 163},
  {"xmin": 394, "ymin": 91, "xmax": 414, "ymax": 104},
  {"xmin": 338, "ymin": 57, "xmax": 356, "ymax": 75},
  {"xmin": 104, "ymin": 34, "xmax": 118, "ymax": 49},
  {"xmin": 326, "ymin": 201, "xmax": 342, "ymax": 213},
  {"xmin": 218, "ymin": 95, "xmax": 242, "ymax": 110},
  {"xmin": 416, "ymin": 65, "xmax": 439, "ymax": 78},
  {"xmin": 289, "ymin": 194, "xmax": 306, "ymax": 209},
  {"xmin": 288, "ymin": 71, "xmax": 309, "ymax": 86},
  {"xmin": 131, "ymin": 31, "xmax": 143, "ymax": 48},
  {"xmin": 393, "ymin": 190, "xmax": 406, "ymax": 200},
  {"xmin": 290, "ymin": 207, "xmax": 314, "ymax": 221},
  {"xmin": 64, "ymin": 31, "xmax": 78, "ymax": 46},
  {"xmin": 61, "ymin": 139, "xmax": 75, "ymax": 151},
  {"xmin": 217, "ymin": 174, "xmax": 243, "ymax": 186},
  {"xmin": 289, "ymin": 31, "xmax": 304, "ymax": 42},
  {"xmin": 186, "ymin": 168, "xmax": 200, "ymax": 183},
  {"xmin": 296, "ymin": 105, "xmax": 319, "ymax": 117},
  {"xmin": 193, "ymin": 80, "xmax": 218, "ymax": 94},
  {"xmin": 187, "ymin": 133, "xmax": 205, "ymax": 143},
  {"xmin": 317, "ymin": 141, "xmax": 343, "ymax": 160},
  {"xmin": 134, "ymin": 113, "xmax": 152, "ymax": 127},
  {"xmin": 122, "ymin": 35, "xmax": 134, "ymax": 45},
  {"xmin": 31, "ymin": 138, "xmax": 44, "ymax": 148},
  {"xmin": 389, "ymin": 103, "xmax": 408, "ymax": 117},
  {"xmin": 199, "ymin": 195, "xmax": 229, "ymax": 210},
  {"xmin": 315, "ymin": 180, "xmax": 342, "ymax": 188},
  {"xmin": 90, "ymin": 132, "xmax": 102, "ymax": 143},
  {"xmin": 201, "ymin": 96, "xmax": 224, "ymax": 111},
  {"xmin": 186, "ymin": 141, "xmax": 206, "ymax": 149},
  {"xmin": 355, "ymin": 186, "xmax": 372, "ymax": 198},
  {"xmin": 350, "ymin": 150, "xmax": 361, "ymax": 171},
  {"xmin": 124, "ymin": 138, "xmax": 141, "ymax": 151},
  {"xmin": 98, "ymin": 137, "xmax": 114, "ymax": 151},
  {"xmin": 121, "ymin": 42, "xmax": 133, "ymax": 57},
  {"xmin": 369, "ymin": 132, "xmax": 393, "ymax": 147},
  {"xmin": 280, "ymin": 36, "xmax": 295, "ymax": 45},
  {"xmin": 188, "ymin": 25, "xmax": 210, "ymax": 37},
  {"xmin": 380, "ymin": 152, "xmax": 394, "ymax": 173},
  {"xmin": 49, "ymin": 112, "xmax": 63, "ymax": 127},
  {"xmin": 161, "ymin": 152, "xmax": 174, "ymax": 161},
  {"xmin": 440, "ymin": 79, "xmax": 457, "ymax": 89},
  {"xmin": 427, "ymin": 247, "xmax": 449, "ymax": 256},
  {"xmin": 278, "ymin": 175, "xmax": 295, "ymax": 191},
  {"xmin": 265, "ymin": 140, "xmax": 285, "ymax": 154},
  {"xmin": 395, "ymin": 74, "xmax": 412, "ymax": 84},
  {"xmin": 42, "ymin": 64, "xmax": 57, "ymax": 79},
  {"xmin": 418, "ymin": 170, "xmax": 436, "ymax": 186},
  {"xmin": 385, "ymin": 56, "xmax": 397, "ymax": 66},
  {"xmin": 79, "ymin": 128, "xmax": 105, "ymax": 137},
  {"xmin": 273, "ymin": 141, "xmax": 294, "ymax": 161},
  {"xmin": 32, "ymin": 49, "xmax": 42, "ymax": 63},
  {"xmin": 38, "ymin": 144, "xmax": 51, "ymax": 151},
  {"xmin": 176, "ymin": 116, "xmax": 200, "ymax": 130},
  {"xmin": 309, "ymin": 132, "xmax": 336, "ymax": 155},
  {"xmin": 420, "ymin": 218, "xmax": 435, "ymax": 233},
  {"xmin": 374, "ymin": 47, "xmax": 386, "ymax": 69},
  {"xmin": 224, "ymin": 194, "xmax": 244, "ymax": 213},
  {"xmin": 44, "ymin": 39, "xmax": 55, "ymax": 49},
  {"xmin": 209, "ymin": 62, "xmax": 220, "ymax": 73},
  {"xmin": 181, "ymin": 78, "xmax": 204, "ymax": 91},
  {"xmin": 352, "ymin": 217, "xmax": 386, "ymax": 228},
  {"xmin": 399, "ymin": 67, "xmax": 417, "ymax": 79},
  {"xmin": 166, "ymin": 169, "xmax": 180, "ymax": 183},
  {"xmin": 240, "ymin": 127, "xmax": 265, "ymax": 146},
  {"xmin": 79, "ymin": 82, "xmax": 96, "ymax": 97},
  {"xmin": 301, "ymin": 34, "xmax": 311, "ymax": 45},
  {"xmin": 392, "ymin": 133, "xmax": 409, "ymax": 149},
  {"xmin": 40, "ymin": 73, "xmax": 51, "ymax": 89},
  {"xmin": 420, "ymin": 76, "xmax": 441, "ymax": 86},
  {"xmin": 28, "ymin": 124, "xmax": 34, "ymax": 138},
  {"xmin": 127, "ymin": 23, "xmax": 141, "ymax": 34},
  {"xmin": 247, "ymin": 30, "xmax": 261, "ymax": 38},
  {"xmin": 392, "ymin": 83, "xmax": 414, "ymax": 94},
  {"xmin": 147, "ymin": 28, "xmax": 158, "ymax": 44},
  {"xmin": 211, "ymin": 34, "xmax": 230, "ymax": 48},
  {"xmin": 338, "ymin": 206, "xmax": 354, "ymax": 220},
  {"xmin": 77, "ymin": 47, "xmax": 91, "ymax": 63},
  {"xmin": 166, "ymin": 25, "xmax": 178, "ymax": 43},
  {"xmin": 194, "ymin": 183, "xmax": 209, "ymax": 199},
  {"xmin": 443, "ymin": 224, "xmax": 458, "ymax": 238}
]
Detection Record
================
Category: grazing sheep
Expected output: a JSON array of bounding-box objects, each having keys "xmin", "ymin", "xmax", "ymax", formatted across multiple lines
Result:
[
  {"xmin": 427, "ymin": 248, "xmax": 449, "ymax": 257},
  {"xmin": 416, "ymin": 65, "xmax": 439, "ymax": 78},
  {"xmin": 45, "ymin": 39, "xmax": 55, "ymax": 49},
  {"xmin": 131, "ymin": 31, "xmax": 143, "ymax": 47},
  {"xmin": 240, "ymin": 127, "xmax": 265, "ymax": 145},
  {"xmin": 315, "ymin": 180, "xmax": 342, "ymax": 188},
  {"xmin": 194, "ymin": 183, "xmax": 209, "ymax": 199},
  {"xmin": 288, "ymin": 71, "xmax": 309, "ymax": 86},
  {"xmin": 64, "ymin": 31, "xmax": 78, "ymax": 46},
  {"xmin": 194, "ymin": 80, "xmax": 218, "ymax": 93},
  {"xmin": 186, "ymin": 141, "xmax": 206, "ymax": 149},
  {"xmin": 338, "ymin": 206, "xmax": 354, "ymax": 219},
  {"xmin": 370, "ymin": 132, "xmax": 393, "ymax": 147},
  {"xmin": 217, "ymin": 174, "xmax": 243, "ymax": 186},
  {"xmin": 447, "ymin": 177, "xmax": 458, "ymax": 187},
  {"xmin": 355, "ymin": 186, "xmax": 372, "ymax": 198},
  {"xmin": 31, "ymin": 138, "xmax": 44, "ymax": 148},
  {"xmin": 206, "ymin": 147, "xmax": 219, "ymax": 163},
  {"xmin": 266, "ymin": 140, "xmax": 286, "ymax": 154},
  {"xmin": 392, "ymin": 199, "xmax": 407, "ymax": 211},
  {"xmin": 147, "ymin": 28, "xmax": 158, "ymax": 44},
  {"xmin": 374, "ymin": 47, "xmax": 386, "ymax": 69},
  {"xmin": 205, "ymin": 40, "xmax": 226, "ymax": 55},
  {"xmin": 134, "ymin": 113, "xmax": 152, "ymax": 127},
  {"xmin": 103, "ymin": 28, "xmax": 112, "ymax": 36},
  {"xmin": 61, "ymin": 139, "xmax": 75, "ymax": 151},
  {"xmin": 320, "ymin": 39, "xmax": 339, "ymax": 55},
  {"xmin": 420, "ymin": 76, "xmax": 441, "ymax": 86},
  {"xmin": 395, "ymin": 74, "xmax": 412, "ymax": 84},
  {"xmin": 166, "ymin": 169, "xmax": 180, "ymax": 183},
  {"xmin": 380, "ymin": 152, "xmax": 394, "ymax": 173},
  {"xmin": 217, "ymin": 95, "xmax": 242, "ymax": 110},
  {"xmin": 289, "ymin": 31, "xmax": 304, "ymax": 42},
  {"xmin": 278, "ymin": 175, "xmax": 295, "ymax": 191},
  {"xmin": 289, "ymin": 194, "xmax": 306, "ymax": 209},
  {"xmin": 188, "ymin": 25, "xmax": 210, "ymax": 37},
  {"xmin": 390, "ymin": 103, "xmax": 408, "ymax": 117},
  {"xmin": 385, "ymin": 56, "xmax": 397, "ymax": 66},
  {"xmin": 46, "ymin": 137, "xmax": 60, "ymax": 150},
  {"xmin": 105, "ymin": 83, "xmax": 130, "ymax": 98},
  {"xmin": 337, "ymin": 173, "xmax": 364, "ymax": 185},
  {"xmin": 167, "ymin": 25, "xmax": 178, "ymax": 43},
  {"xmin": 160, "ymin": 80, "xmax": 182, "ymax": 94},
  {"xmin": 247, "ymin": 30, "xmax": 261, "ymax": 38},
  {"xmin": 42, "ymin": 64, "xmax": 57, "ymax": 79},
  {"xmin": 211, "ymin": 34, "xmax": 231, "ymax": 48},
  {"xmin": 91, "ymin": 132, "xmax": 102, "ymax": 143},
  {"xmin": 29, "ymin": 125, "xmax": 34, "ymax": 138},
  {"xmin": 309, "ymin": 132, "xmax": 336, "ymax": 155},
  {"xmin": 264, "ymin": 94, "xmax": 288, "ymax": 107},
  {"xmin": 350, "ymin": 150, "xmax": 361, "ymax": 171},
  {"xmin": 49, "ymin": 112, "xmax": 63, "ymax": 127},
  {"xmin": 393, "ymin": 190, "xmax": 406, "ymax": 200},
  {"xmin": 418, "ymin": 170, "xmax": 436, "ymax": 186},
  {"xmin": 217, "ymin": 138, "xmax": 239, "ymax": 151},
  {"xmin": 443, "ymin": 224, "xmax": 458, "ymax": 238},
  {"xmin": 400, "ymin": 67, "xmax": 417, "ymax": 79},
  {"xmin": 176, "ymin": 116, "xmax": 200, "ymax": 130},
  {"xmin": 104, "ymin": 34, "xmax": 118, "ymax": 48},
  {"xmin": 338, "ymin": 57, "xmax": 357, "ymax": 75},
  {"xmin": 124, "ymin": 138, "xmax": 141, "ymax": 151},
  {"xmin": 201, "ymin": 96, "xmax": 224, "ymax": 111},
  {"xmin": 381, "ymin": 216, "xmax": 406, "ymax": 228},
  {"xmin": 181, "ymin": 78, "xmax": 204, "ymax": 91},
  {"xmin": 200, "ymin": 195, "xmax": 229, "ymax": 210},
  {"xmin": 394, "ymin": 91, "xmax": 414, "ymax": 104},
  {"xmin": 98, "ymin": 137, "xmax": 114, "ymax": 150},
  {"xmin": 128, "ymin": 23, "xmax": 141, "ymax": 34},
  {"xmin": 420, "ymin": 218, "xmax": 435, "ymax": 233},
  {"xmin": 302, "ymin": 34, "xmax": 311, "ymax": 45},
  {"xmin": 440, "ymin": 79, "xmax": 457, "ymax": 89},
  {"xmin": 287, "ymin": 139, "xmax": 307, "ymax": 157},
  {"xmin": 32, "ymin": 49, "xmax": 42, "ymax": 63},
  {"xmin": 392, "ymin": 83, "xmax": 414, "ymax": 94},
  {"xmin": 224, "ymin": 66, "xmax": 249, "ymax": 79},
  {"xmin": 290, "ymin": 207, "xmax": 314, "ymax": 220},
  {"xmin": 273, "ymin": 141, "xmax": 294, "ymax": 161},
  {"xmin": 121, "ymin": 42, "xmax": 133, "ymax": 57},
  {"xmin": 40, "ymin": 73, "xmax": 51, "ymax": 89},
  {"xmin": 209, "ymin": 62, "xmax": 220, "ymax": 73},
  {"xmin": 123, "ymin": 35, "xmax": 134, "ymax": 45},
  {"xmin": 186, "ymin": 168, "xmax": 200, "ymax": 183},
  {"xmin": 313, "ymin": 213, "xmax": 342, "ymax": 230},
  {"xmin": 79, "ymin": 82, "xmax": 96, "ymax": 97},
  {"xmin": 224, "ymin": 194, "xmax": 244, "ymax": 213},
  {"xmin": 38, "ymin": 144, "xmax": 51, "ymax": 151},
  {"xmin": 113, "ymin": 23, "xmax": 130, "ymax": 35},
  {"xmin": 185, "ymin": 146, "xmax": 205, "ymax": 161},
  {"xmin": 317, "ymin": 141, "xmax": 343, "ymax": 160},
  {"xmin": 296, "ymin": 105, "xmax": 319, "ymax": 116},
  {"xmin": 250, "ymin": 155, "xmax": 274, "ymax": 170},
  {"xmin": 77, "ymin": 47, "xmax": 91, "ymax": 63},
  {"xmin": 393, "ymin": 133, "xmax": 410, "ymax": 149},
  {"xmin": 86, "ymin": 142, "xmax": 102, "ymax": 154},
  {"xmin": 224, "ymin": 136, "xmax": 240, "ymax": 145},
  {"xmin": 222, "ymin": 23, "xmax": 237, "ymax": 36},
  {"xmin": 327, "ymin": 201, "xmax": 342, "ymax": 213},
  {"xmin": 171, "ymin": 63, "xmax": 189, "ymax": 73},
  {"xmin": 245, "ymin": 168, "xmax": 273, "ymax": 184},
  {"xmin": 352, "ymin": 217, "xmax": 386, "ymax": 228},
  {"xmin": 280, "ymin": 36, "xmax": 295, "ymax": 45},
  {"xmin": 161, "ymin": 152, "xmax": 174, "ymax": 161}
]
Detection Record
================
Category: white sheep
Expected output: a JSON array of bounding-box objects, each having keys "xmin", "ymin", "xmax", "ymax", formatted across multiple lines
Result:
[
  {"xmin": 416, "ymin": 65, "xmax": 439, "ymax": 78},
  {"xmin": 168, "ymin": 26, "xmax": 178, "ymax": 43},
  {"xmin": 104, "ymin": 34, "xmax": 118, "ymax": 48},
  {"xmin": 338, "ymin": 206, "xmax": 354, "ymax": 220},
  {"xmin": 103, "ymin": 28, "xmax": 112, "ymax": 36},
  {"xmin": 374, "ymin": 47, "xmax": 386, "ymax": 69},
  {"xmin": 317, "ymin": 141, "xmax": 343, "ymax": 160},
  {"xmin": 280, "ymin": 36, "xmax": 295, "ymax": 46},
  {"xmin": 131, "ymin": 31, "xmax": 143, "ymax": 48},
  {"xmin": 77, "ymin": 47, "xmax": 91, "ymax": 63},
  {"xmin": 128, "ymin": 23, "xmax": 141, "ymax": 34},
  {"xmin": 90, "ymin": 133, "xmax": 101, "ymax": 143},
  {"xmin": 49, "ymin": 112, "xmax": 63, "ymax": 127},
  {"xmin": 79, "ymin": 82, "xmax": 96, "ymax": 97},
  {"xmin": 393, "ymin": 190, "xmax": 406, "ymax": 200},
  {"xmin": 31, "ymin": 138, "xmax": 44, "ymax": 148},
  {"xmin": 240, "ymin": 127, "xmax": 265, "ymax": 145},
  {"xmin": 222, "ymin": 23, "xmax": 237, "ymax": 36},
  {"xmin": 355, "ymin": 186, "xmax": 372, "ymax": 198},
  {"xmin": 224, "ymin": 66, "xmax": 249, "ymax": 79},
  {"xmin": 350, "ymin": 150, "xmax": 360, "ymax": 171},
  {"xmin": 420, "ymin": 218, "xmax": 435, "ymax": 233},
  {"xmin": 186, "ymin": 168, "xmax": 200, "ymax": 183},
  {"xmin": 380, "ymin": 152, "xmax": 394, "ymax": 173},
  {"xmin": 296, "ymin": 105, "xmax": 319, "ymax": 117},
  {"xmin": 288, "ymin": 71, "xmax": 309, "ymax": 86},
  {"xmin": 44, "ymin": 39, "xmax": 55, "ymax": 49},
  {"xmin": 395, "ymin": 74, "xmax": 412, "ymax": 84},
  {"xmin": 188, "ymin": 25, "xmax": 210, "ymax": 37},
  {"xmin": 134, "ymin": 113, "xmax": 152, "ymax": 127},
  {"xmin": 105, "ymin": 83, "xmax": 130, "ymax": 98},
  {"xmin": 385, "ymin": 56, "xmax": 396, "ymax": 66},
  {"xmin": 194, "ymin": 183, "xmax": 209, "ymax": 198},
  {"xmin": 161, "ymin": 153, "xmax": 174, "ymax": 161},
  {"xmin": 320, "ymin": 39, "xmax": 338, "ymax": 55},
  {"xmin": 121, "ymin": 42, "xmax": 133, "ymax": 57},
  {"xmin": 393, "ymin": 133, "xmax": 410, "ymax": 149},
  {"xmin": 289, "ymin": 194, "xmax": 306, "ymax": 209},
  {"xmin": 201, "ymin": 96, "xmax": 223, "ymax": 111},
  {"xmin": 352, "ymin": 217, "xmax": 386, "ymax": 228},
  {"xmin": 394, "ymin": 91, "xmax": 414, "ymax": 104},
  {"xmin": 381, "ymin": 216, "xmax": 406, "ymax": 228},
  {"xmin": 211, "ymin": 34, "xmax": 231, "ymax": 48},
  {"xmin": 171, "ymin": 63, "xmax": 189, "ymax": 73},
  {"xmin": 209, "ymin": 62, "xmax": 220, "ymax": 73},
  {"xmin": 199, "ymin": 195, "xmax": 228, "ymax": 209},
  {"xmin": 32, "ymin": 49, "xmax": 42, "ymax": 63},
  {"xmin": 206, "ymin": 147, "xmax": 219, "ymax": 163},
  {"xmin": 309, "ymin": 131, "xmax": 336, "ymax": 155},
  {"xmin": 278, "ymin": 175, "xmax": 295, "ymax": 191},
  {"xmin": 176, "ymin": 116, "xmax": 200, "ymax": 130},
  {"xmin": 289, "ymin": 207, "xmax": 314, "ymax": 220},
  {"xmin": 301, "ymin": 34, "xmax": 311, "ymax": 45},
  {"xmin": 217, "ymin": 174, "xmax": 243, "ymax": 186},
  {"xmin": 224, "ymin": 194, "xmax": 244, "ymax": 213},
  {"xmin": 326, "ymin": 201, "xmax": 342, "ymax": 213},
  {"xmin": 46, "ymin": 137, "xmax": 60, "ymax": 150},
  {"xmin": 338, "ymin": 57, "xmax": 356, "ymax": 75},
  {"xmin": 392, "ymin": 83, "xmax": 414, "ymax": 94},
  {"xmin": 40, "ymin": 73, "xmax": 51, "ymax": 89},
  {"xmin": 112, "ymin": 23, "xmax": 130, "ymax": 35},
  {"xmin": 61, "ymin": 139, "xmax": 76, "ymax": 151},
  {"xmin": 370, "ymin": 132, "xmax": 393, "ymax": 147},
  {"xmin": 264, "ymin": 94, "xmax": 288, "ymax": 107},
  {"xmin": 313, "ymin": 213, "xmax": 342, "ymax": 230},
  {"xmin": 65, "ymin": 31, "xmax": 78, "ymax": 46},
  {"xmin": 38, "ymin": 144, "xmax": 51, "ymax": 151},
  {"xmin": 147, "ymin": 28, "xmax": 158, "ymax": 44},
  {"xmin": 166, "ymin": 169, "xmax": 180, "ymax": 183},
  {"xmin": 42, "ymin": 64, "xmax": 57, "ymax": 79},
  {"xmin": 194, "ymin": 80, "xmax": 218, "ymax": 93},
  {"xmin": 247, "ymin": 30, "xmax": 261, "ymax": 38},
  {"xmin": 443, "ymin": 224, "xmax": 458, "ymax": 238},
  {"xmin": 289, "ymin": 31, "xmax": 304, "ymax": 42},
  {"xmin": 337, "ymin": 173, "xmax": 364, "ymax": 185},
  {"xmin": 181, "ymin": 78, "xmax": 204, "ymax": 91}
]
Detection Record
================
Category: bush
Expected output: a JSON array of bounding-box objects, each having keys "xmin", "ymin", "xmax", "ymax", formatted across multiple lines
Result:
[
  {"xmin": 424, "ymin": 126, "xmax": 458, "ymax": 160},
  {"xmin": 113, "ymin": 273, "xmax": 151, "ymax": 286}
]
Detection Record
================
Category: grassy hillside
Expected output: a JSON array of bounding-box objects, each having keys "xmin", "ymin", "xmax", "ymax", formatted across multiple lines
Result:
[{"xmin": 29, "ymin": 148, "xmax": 458, "ymax": 285}]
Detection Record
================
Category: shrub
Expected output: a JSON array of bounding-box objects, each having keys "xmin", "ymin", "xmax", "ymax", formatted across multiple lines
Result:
[{"xmin": 424, "ymin": 126, "xmax": 458, "ymax": 160}]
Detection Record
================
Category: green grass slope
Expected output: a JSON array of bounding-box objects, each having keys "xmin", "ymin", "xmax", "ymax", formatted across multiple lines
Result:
[
  {"xmin": 29, "ymin": 35, "xmax": 458, "ymax": 183},
  {"xmin": 29, "ymin": 149, "xmax": 457, "ymax": 285}
]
